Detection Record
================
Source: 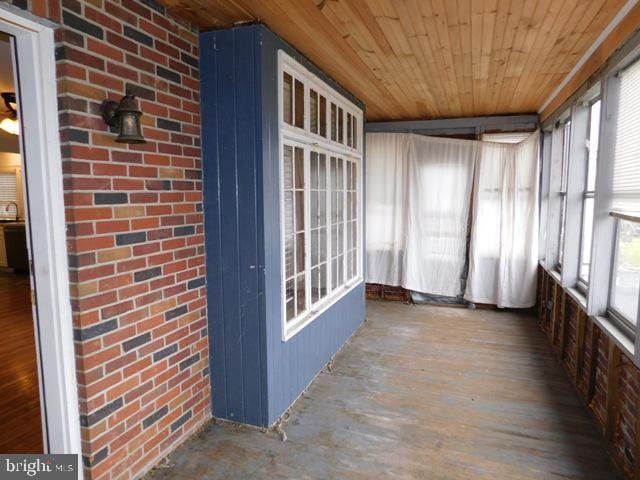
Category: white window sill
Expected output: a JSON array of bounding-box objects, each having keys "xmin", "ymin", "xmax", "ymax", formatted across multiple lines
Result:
[
  {"xmin": 282, "ymin": 278, "xmax": 363, "ymax": 342},
  {"xmin": 548, "ymin": 268, "xmax": 561, "ymax": 284},
  {"xmin": 566, "ymin": 286, "xmax": 588, "ymax": 311}
]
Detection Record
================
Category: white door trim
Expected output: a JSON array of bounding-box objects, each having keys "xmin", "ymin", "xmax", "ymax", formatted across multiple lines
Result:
[{"xmin": 0, "ymin": 3, "xmax": 83, "ymax": 465}]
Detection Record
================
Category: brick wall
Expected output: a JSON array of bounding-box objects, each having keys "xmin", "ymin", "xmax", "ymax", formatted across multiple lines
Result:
[
  {"xmin": 538, "ymin": 269, "xmax": 639, "ymax": 479},
  {"xmin": 4, "ymin": 1, "xmax": 210, "ymax": 478}
]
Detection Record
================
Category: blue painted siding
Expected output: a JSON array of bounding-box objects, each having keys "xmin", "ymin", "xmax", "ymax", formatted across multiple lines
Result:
[
  {"xmin": 200, "ymin": 26, "xmax": 267, "ymax": 426},
  {"xmin": 201, "ymin": 24, "xmax": 365, "ymax": 427},
  {"xmin": 258, "ymin": 27, "xmax": 366, "ymax": 424}
]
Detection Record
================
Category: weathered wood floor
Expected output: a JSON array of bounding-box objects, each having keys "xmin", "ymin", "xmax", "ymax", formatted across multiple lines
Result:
[{"xmin": 149, "ymin": 301, "xmax": 621, "ymax": 479}]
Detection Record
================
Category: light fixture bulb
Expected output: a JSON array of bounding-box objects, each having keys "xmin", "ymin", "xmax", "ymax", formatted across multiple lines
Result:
[{"xmin": 0, "ymin": 117, "xmax": 19, "ymax": 136}]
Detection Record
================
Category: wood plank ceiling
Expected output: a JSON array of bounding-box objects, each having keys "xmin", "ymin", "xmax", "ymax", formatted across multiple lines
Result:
[{"xmin": 159, "ymin": 0, "xmax": 628, "ymax": 121}]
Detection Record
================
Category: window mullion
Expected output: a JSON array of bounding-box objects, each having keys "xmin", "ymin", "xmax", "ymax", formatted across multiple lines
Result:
[
  {"xmin": 326, "ymin": 154, "xmax": 333, "ymax": 296},
  {"xmin": 342, "ymin": 156, "xmax": 347, "ymax": 283},
  {"xmin": 588, "ymin": 75, "xmax": 619, "ymax": 316},
  {"xmin": 562, "ymin": 103, "xmax": 589, "ymax": 288},
  {"xmin": 304, "ymin": 146, "xmax": 312, "ymax": 313}
]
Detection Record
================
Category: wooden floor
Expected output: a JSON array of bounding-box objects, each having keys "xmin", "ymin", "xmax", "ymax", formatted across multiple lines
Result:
[
  {"xmin": 149, "ymin": 301, "xmax": 620, "ymax": 479},
  {"xmin": 0, "ymin": 273, "xmax": 43, "ymax": 453}
]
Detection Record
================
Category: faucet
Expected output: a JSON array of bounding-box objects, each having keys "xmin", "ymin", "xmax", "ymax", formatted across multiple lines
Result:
[{"xmin": 2, "ymin": 201, "xmax": 18, "ymax": 221}]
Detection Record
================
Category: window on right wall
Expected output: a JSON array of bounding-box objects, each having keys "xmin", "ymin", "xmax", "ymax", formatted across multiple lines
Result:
[
  {"xmin": 609, "ymin": 58, "xmax": 640, "ymax": 336},
  {"xmin": 577, "ymin": 98, "xmax": 601, "ymax": 288},
  {"xmin": 557, "ymin": 120, "xmax": 571, "ymax": 271}
]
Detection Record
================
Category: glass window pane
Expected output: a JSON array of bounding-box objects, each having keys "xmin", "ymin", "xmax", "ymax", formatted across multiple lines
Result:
[
  {"xmin": 310, "ymin": 151, "xmax": 318, "ymax": 189},
  {"xmin": 286, "ymin": 300, "xmax": 295, "ymax": 322},
  {"xmin": 294, "ymin": 79, "xmax": 304, "ymax": 129},
  {"xmin": 311, "ymin": 267, "xmax": 320, "ymax": 303},
  {"xmin": 295, "ymin": 147, "xmax": 304, "ymax": 189},
  {"xmin": 558, "ymin": 196, "xmax": 567, "ymax": 267},
  {"xmin": 319, "ymin": 154, "xmax": 326, "ymax": 189},
  {"xmin": 283, "ymin": 72, "xmax": 293, "ymax": 125},
  {"xmin": 560, "ymin": 121, "xmax": 571, "ymax": 193},
  {"xmin": 311, "ymin": 228, "xmax": 318, "ymax": 265},
  {"xmin": 320, "ymin": 96, "xmax": 327, "ymax": 137},
  {"xmin": 319, "ymin": 191, "xmax": 327, "ymax": 226},
  {"xmin": 283, "ymin": 145, "xmax": 293, "ymax": 189},
  {"xmin": 296, "ymin": 232, "xmax": 305, "ymax": 273},
  {"xmin": 587, "ymin": 100, "xmax": 601, "ymax": 191},
  {"xmin": 611, "ymin": 220, "xmax": 640, "ymax": 325},
  {"xmin": 284, "ymin": 191, "xmax": 294, "ymax": 238},
  {"xmin": 311, "ymin": 190, "xmax": 318, "ymax": 229},
  {"xmin": 338, "ymin": 107, "xmax": 344, "ymax": 144},
  {"xmin": 351, "ymin": 220, "xmax": 357, "ymax": 249},
  {"xmin": 331, "ymin": 104, "xmax": 337, "ymax": 141},
  {"xmin": 351, "ymin": 251, "xmax": 357, "ymax": 278},
  {"xmin": 579, "ymin": 198, "xmax": 594, "ymax": 282},
  {"xmin": 319, "ymin": 226, "xmax": 327, "ymax": 264},
  {"xmin": 319, "ymin": 263, "xmax": 327, "ymax": 300},
  {"xmin": 353, "ymin": 117, "xmax": 358, "ymax": 150},
  {"xmin": 296, "ymin": 274, "xmax": 306, "ymax": 315},
  {"xmin": 347, "ymin": 113, "xmax": 352, "ymax": 147},
  {"xmin": 285, "ymin": 233, "xmax": 294, "ymax": 278},
  {"xmin": 310, "ymin": 89, "xmax": 318, "ymax": 134},
  {"xmin": 295, "ymin": 191, "xmax": 304, "ymax": 231}
]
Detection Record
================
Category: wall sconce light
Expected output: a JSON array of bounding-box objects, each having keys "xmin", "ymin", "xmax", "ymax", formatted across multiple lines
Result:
[
  {"xmin": 0, "ymin": 92, "xmax": 19, "ymax": 136},
  {"xmin": 100, "ymin": 93, "xmax": 146, "ymax": 144}
]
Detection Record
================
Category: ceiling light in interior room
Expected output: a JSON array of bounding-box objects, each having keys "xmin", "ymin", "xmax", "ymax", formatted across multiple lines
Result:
[
  {"xmin": 0, "ymin": 92, "xmax": 18, "ymax": 136},
  {"xmin": 0, "ymin": 117, "xmax": 18, "ymax": 136}
]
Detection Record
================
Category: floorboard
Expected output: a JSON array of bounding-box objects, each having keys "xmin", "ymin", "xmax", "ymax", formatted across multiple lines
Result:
[
  {"xmin": 0, "ymin": 273, "xmax": 43, "ymax": 453},
  {"xmin": 149, "ymin": 301, "xmax": 621, "ymax": 479}
]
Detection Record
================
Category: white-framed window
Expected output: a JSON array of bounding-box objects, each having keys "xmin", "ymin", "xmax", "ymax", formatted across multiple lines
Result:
[
  {"xmin": 608, "ymin": 58, "xmax": 640, "ymax": 336},
  {"xmin": 577, "ymin": 98, "xmax": 601, "ymax": 288},
  {"xmin": 609, "ymin": 216, "xmax": 640, "ymax": 335},
  {"xmin": 279, "ymin": 51, "xmax": 363, "ymax": 340},
  {"xmin": 0, "ymin": 168, "xmax": 20, "ymax": 220},
  {"xmin": 557, "ymin": 120, "xmax": 571, "ymax": 270}
]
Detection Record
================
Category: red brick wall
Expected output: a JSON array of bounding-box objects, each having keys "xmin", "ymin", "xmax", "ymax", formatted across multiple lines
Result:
[
  {"xmin": 537, "ymin": 269, "xmax": 639, "ymax": 479},
  {"xmin": 5, "ymin": 1, "xmax": 210, "ymax": 479},
  {"xmin": 616, "ymin": 359, "xmax": 638, "ymax": 475}
]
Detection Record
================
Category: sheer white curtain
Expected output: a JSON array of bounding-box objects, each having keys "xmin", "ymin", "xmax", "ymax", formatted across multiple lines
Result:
[
  {"xmin": 365, "ymin": 133, "xmax": 410, "ymax": 287},
  {"xmin": 404, "ymin": 136, "xmax": 476, "ymax": 295},
  {"xmin": 464, "ymin": 132, "xmax": 540, "ymax": 307},
  {"xmin": 365, "ymin": 133, "xmax": 476, "ymax": 296}
]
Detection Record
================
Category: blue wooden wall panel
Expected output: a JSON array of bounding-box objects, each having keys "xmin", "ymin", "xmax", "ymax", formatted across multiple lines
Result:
[
  {"xmin": 200, "ymin": 27, "xmax": 267, "ymax": 426},
  {"xmin": 200, "ymin": 32, "xmax": 228, "ymax": 420},
  {"xmin": 258, "ymin": 26, "xmax": 366, "ymax": 424},
  {"xmin": 201, "ymin": 24, "xmax": 365, "ymax": 427}
]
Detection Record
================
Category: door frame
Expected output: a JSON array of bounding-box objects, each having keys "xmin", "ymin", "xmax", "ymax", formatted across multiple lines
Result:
[{"xmin": 0, "ymin": 3, "xmax": 82, "ymax": 461}]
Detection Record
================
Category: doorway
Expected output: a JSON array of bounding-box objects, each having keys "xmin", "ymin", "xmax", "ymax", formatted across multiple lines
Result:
[
  {"xmin": 0, "ymin": 4, "xmax": 81, "ymax": 459},
  {"xmin": 0, "ymin": 28, "xmax": 42, "ymax": 454}
]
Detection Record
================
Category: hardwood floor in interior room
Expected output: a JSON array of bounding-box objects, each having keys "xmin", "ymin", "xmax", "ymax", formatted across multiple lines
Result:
[
  {"xmin": 149, "ymin": 301, "xmax": 620, "ymax": 480},
  {"xmin": 0, "ymin": 273, "xmax": 43, "ymax": 453}
]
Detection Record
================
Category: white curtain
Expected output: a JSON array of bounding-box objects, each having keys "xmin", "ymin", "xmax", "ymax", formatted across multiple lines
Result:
[
  {"xmin": 366, "ymin": 131, "xmax": 540, "ymax": 307},
  {"xmin": 405, "ymin": 136, "xmax": 476, "ymax": 296},
  {"xmin": 464, "ymin": 132, "xmax": 540, "ymax": 307},
  {"xmin": 365, "ymin": 133, "xmax": 410, "ymax": 287},
  {"xmin": 366, "ymin": 133, "xmax": 476, "ymax": 296}
]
